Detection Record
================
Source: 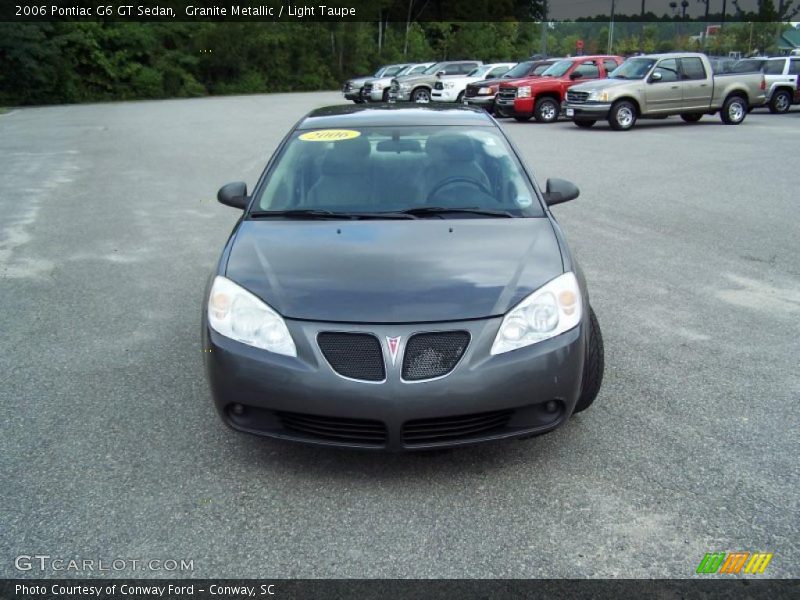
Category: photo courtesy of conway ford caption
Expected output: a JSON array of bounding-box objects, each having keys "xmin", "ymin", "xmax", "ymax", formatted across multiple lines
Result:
[{"xmin": 203, "ymin": 105, "xmax": 604, "ymax": 452}]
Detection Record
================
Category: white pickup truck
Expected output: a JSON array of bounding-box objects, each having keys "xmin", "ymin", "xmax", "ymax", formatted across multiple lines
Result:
[{"xmin": 561, "ymin": 52, "xmax": 767, "ymax": 130}]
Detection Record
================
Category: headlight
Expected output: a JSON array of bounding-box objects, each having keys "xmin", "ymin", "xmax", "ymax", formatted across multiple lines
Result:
[
  {"xmin": 443, "ymin": 81, "xmax": 455, "ymax": 89},
  {"xmin": 518, "ymin": 86, "xmax": 531, "ymax": 98},
  {"xmin": 587, "ymin": 90, "xmax": 609, "ymax": 102},
  {"xmin": 399, "ymin": 83, "xmax": 410, "ymax": 90},
  {"xmin": 490, "ymin": 272, "xmax": 582, "ymax": 355},
  {"xmin": 373, "ymin": 82, "xmax": 384, "ymax": 90},
  {"xmin": 207, "ymin": 276, "xmax": 297, "ymax": 357},
  {"xmin": 478, "ymin": 87, "xmax": 492, "ymax": 95}
]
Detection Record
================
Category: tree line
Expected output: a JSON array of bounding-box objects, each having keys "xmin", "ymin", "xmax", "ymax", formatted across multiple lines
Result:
[{"xmin": 0, "ymin": 17, "xmax": 794, "ymax": 106}]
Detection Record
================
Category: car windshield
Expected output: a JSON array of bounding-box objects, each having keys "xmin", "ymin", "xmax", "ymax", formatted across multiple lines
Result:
[
  {"xmin": 383, "ymin": 65, "xmax": 405, "ymax": 76},
  {"xmin": 468, "ymin": 65, "xmax": 491, "ymax": 77},
  {"xmin": 423, "ymin": 63, "xmax": 444, "ymax": 75},
  {"xmin": 541, "ymin": 60, "xmax": 573, "ymax": 77},
  {"xmin": 609, "ymin": 58, "xmax": 656, "ymax": 79},
  {"xmin": 253, "ymin": 125, "xmax": 543, "ymax": 218}
]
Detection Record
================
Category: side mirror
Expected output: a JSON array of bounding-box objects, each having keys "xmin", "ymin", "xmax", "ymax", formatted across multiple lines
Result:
[
  {"xmin": 569, "ymin": 71, "xmax": 583, "ymax": 80},
  {"xmin": 217, "ymin": 181, "xmax": 249, "ymax": 210},
  {"xmin": 649, "ymin": 71, "xmax": 662, "ymax": 82},
  {"xmin": 543, "ymin": 178, "xmax": 580, "ymax": 206},
  {"xmin": 436, "ymin": 70, "xmax": 446, "ymax": 77}
]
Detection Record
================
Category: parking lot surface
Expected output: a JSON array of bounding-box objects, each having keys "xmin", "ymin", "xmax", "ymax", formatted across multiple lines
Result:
[{"xmin": 1, "ymin": 93, "xmax": 798, "ymax": 578}]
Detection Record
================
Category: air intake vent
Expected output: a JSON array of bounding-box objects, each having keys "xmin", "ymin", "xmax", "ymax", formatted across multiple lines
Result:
[
  {"xmin": 402, "ymin": 331, "xmax": 469, "ymax": 381},
  {"xmin": 402, "ymin": 410, "xmax": 513, "ymax": 445},
  {"xmin": 276, "ymin": 411, "xmax": 387, "ymax": 446},
  {"xmin": 318, "ymin": 332, "xmax": 385, "ymax": 382}
]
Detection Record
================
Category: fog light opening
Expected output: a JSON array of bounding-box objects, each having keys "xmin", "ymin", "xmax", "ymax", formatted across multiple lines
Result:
[
  {"xmin": 545, "ymin": 400, "xmax": 559, "ymax": 413},
  {"xmin": 230, "ymin": 403, "xmax": 245, "ymax": 416}
]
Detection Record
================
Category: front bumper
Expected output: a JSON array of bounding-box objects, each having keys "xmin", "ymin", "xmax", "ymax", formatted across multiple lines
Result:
[
  {"xmin": 495, "ymin": 96, "xmax": 534, "ymax": 118},
  {"xmin": 343, "ymin": 89, "xmax": 362, "ymax": 101},
  {"xmin": 365, "ymin": 88, "xmax": 387, "ymax": 102},
  {"xmin": 204, "ymin": 316, "xmax": 586, "ymax": 452},
  {"xmin": 391, "ymin": 88, "xmax": 412, "ymax": 102},
  {"xmin": 464, "ymin": 95, "xmax": 496, "ymax": 109},
  {"xmin": 561, "ymin": 101, "xmax": 612, "ymax": 120}
]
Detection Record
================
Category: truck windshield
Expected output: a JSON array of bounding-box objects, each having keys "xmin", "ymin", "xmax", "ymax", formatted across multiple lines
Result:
[
  {"xmin": 254, "ymin": 126, "xmax": 543, "ymax": 218},
  {"xmin": 423, "ymin": 63, "xmax": 444, "ymax": 75},
  {"xmin": 504, "ymin": 61, "xmax": 534, "ymax": 77},
  {"xmin": 383, "ymin": 65, "xmax": 406, "ymax": 77},
  {"xmin": 541, "ymin": 60, "xmax": 573, "ymax": 77},
  {"xmin": 609, "ymin": 58, "xmax": 657, "ymax": 79}
]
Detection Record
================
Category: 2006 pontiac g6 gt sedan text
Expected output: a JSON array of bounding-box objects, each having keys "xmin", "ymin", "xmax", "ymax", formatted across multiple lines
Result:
[{"xmin": 202, "ymin": 105, "xmax": 604, "ymax": 451}]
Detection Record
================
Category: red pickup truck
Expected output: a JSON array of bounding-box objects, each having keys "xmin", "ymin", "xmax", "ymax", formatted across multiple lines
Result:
[{"xmin": 495, "ymin": 55, "xmax": 624, "ymax": 123}]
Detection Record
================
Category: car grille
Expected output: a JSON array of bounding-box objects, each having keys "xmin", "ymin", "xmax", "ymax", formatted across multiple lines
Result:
[
  {"xmin": 566, "ymin": 90, "xmax": 589, "ymax": 103},
  {"xmin": 433, "ymin": 81, "xmax": 444, "ymax": 90},
  {"xmin": 318, "ymin": 332, "xmax": 385, "ymax": 382},
  {"xmin": 402, "ymin": 409, "xmax": 513, "ymax": 445},
  {"xmin": 401, "ymin": 331, "xmax": 470, "ymax": 381},
  {"xmin": 465, "ymin": 85, "xmax": 479, "ymax": 97},
  {"xmin": 276, "ymin": 411, "xmax": 387, "ymax": 447},
  {"xmin": 498, "ymin": 87, "xmax": 517, "ymax": 100}
]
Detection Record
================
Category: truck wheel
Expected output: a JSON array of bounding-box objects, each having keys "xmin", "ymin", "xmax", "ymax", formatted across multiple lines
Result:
[
  {"xmin": 680, "ymin": 113, "xmax": 703, "ymax": 123},
  {"xmin": 573, "ymin": 307, "xmax": 604, "ymax": 414},
  {"xmin": 382, "ymin": 89, "xmax": 390, "ymax": 102},
  {"xmin": 534, "ymin": 97, "xmax": 560, "ymax": 123},
  {"xmin": 514, "ymin": 115, "xmax": 532, "ymax": 122},
  {"xmin": 608, "ymin": 100, "xmax": 637, "ymax": 131},
  {"xmin": 412, "ymin": 87, "xmax": 431, "ymax": 104},
  {"xmin": 456, "ymin": 91, "xmax": 465, "ymax": 103},
  {"xmin": 721, "ymin": 95, "xmax": 747, "ymax": 124},
  {"xmin": 769, "ymin": 90, "xmax": 791, "ymax": 114},
  {"xmin": 574, "ymin": 119, "xmax": 596, "ymax": 128}
]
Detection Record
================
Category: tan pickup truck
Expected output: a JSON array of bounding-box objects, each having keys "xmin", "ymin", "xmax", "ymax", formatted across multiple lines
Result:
[{"xmin": 561, "ymin": 52, "xmax": 766, "ymax": 130}]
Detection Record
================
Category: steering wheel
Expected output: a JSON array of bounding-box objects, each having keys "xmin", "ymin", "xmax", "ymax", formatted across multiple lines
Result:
[{"xmin": 426, "ymin": 176, "xmax": 492, "ymax": 202}]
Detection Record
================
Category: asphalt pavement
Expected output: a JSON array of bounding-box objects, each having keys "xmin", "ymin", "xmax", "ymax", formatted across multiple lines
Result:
[{"xmin": 1, "ymin": 93, "xmax": 798, "ymax": 578}]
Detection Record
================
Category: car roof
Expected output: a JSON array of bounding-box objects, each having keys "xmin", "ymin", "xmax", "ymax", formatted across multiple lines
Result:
[{"xmin": 299, "ymin": 105, "xmax": 495, "ymax": 129}]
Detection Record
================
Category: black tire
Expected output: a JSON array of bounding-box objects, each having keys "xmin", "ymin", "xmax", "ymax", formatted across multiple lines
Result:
[
  {"xmin": 720, "ymin": 95, "xmax": 747, "ymax": 124},
  {"xmin": 608, "ymin": 100, "xmax": 637, "ymax": 131},
  {"xmin": 769, "ymin": 89, "xmax": 792, "ymax": 114},
  {"xmin": 411, "ymin": 87, "xmax": 431, "ymax": 104},
  {"xmin": 382, "ymin": 89, "xmax": 390, "ymax": 102},
  {"xmin": 573, "ymin": 307, "xmax": 604, "ymax": 414},
  {"xmin": 456, "ymin": 91, "xmax": 465, "ymax": 103},
  {"xmin": 534, "ymin": 97, "xmax": 560, "ymax": 123},
  {"xmin": 514, "ymin": 115, "xmax": 532, "ymax": 122},
  {"xmin": 574, "ymin": 119, "xmax": 596, "ymax": 128},
  {"xmin": 680, "ymin": 113, "xmax": 703, "ymax": 123}
]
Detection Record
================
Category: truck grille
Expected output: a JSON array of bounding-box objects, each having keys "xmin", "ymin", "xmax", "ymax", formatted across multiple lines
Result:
[
  {"xmin": 566, "ymin": 90, "xmax": 589, "ymax": 103},
  {"xmin": 276, "ymin": 411, "xmax": 387, "ymax": 447},
  {"xmin": 401, "ymin": 332, "xmax": 470, "ymax": 381},
  {"xmin": 363, "ymin": 83, "xmax": 373, "ymax": 94},
  {"xmin": 465, "ymin": 85, "xmax": 479, "ymax": 97},
  {"xmin": 318, "ymin": 332, "xmax": 385, "ymax": 382},
  {"xmin": 498, "ymin": 87, "xmax": 517, "ymax": 101},
  {"xmin": 402, "ymin": 409, "xmax": 513, "ymax": 446}
]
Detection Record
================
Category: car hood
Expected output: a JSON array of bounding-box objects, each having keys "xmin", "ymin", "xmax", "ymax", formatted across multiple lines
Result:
[
  {"xmin": 499, "ymin": 75, "xmax": 547, "ymax": 87},
  {"xmin": 394, "ymin": 74, "xmax": 436, "ymax": 85},
  {"xmin": 570, "ymin": 78, "xmax": 633, "ymax": 92},
  {"xmin": 225, "ymin": 219, "xmax": 563, "ymax": 323},
  {"xmin": 347, "ymin": 75, "xmax": 373, "ymax": 86}
]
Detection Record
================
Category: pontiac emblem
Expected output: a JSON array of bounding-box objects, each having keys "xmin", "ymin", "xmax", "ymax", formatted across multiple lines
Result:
[{"xmin": 386, "ymin": 336, "xmax": 401, "ymax": 365}]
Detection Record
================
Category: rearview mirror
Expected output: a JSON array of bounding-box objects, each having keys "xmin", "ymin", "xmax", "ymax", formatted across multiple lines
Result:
[
  {"xmin": 543, "ymin": 178, "xmax": 580, "ymax": 206},
  {"xmin": 649, "ymin": 71, "xmax": 662, "ymax": 82},
  {"xmin": 217, "ymin": 181, "xmax": 249, "ymax": 210},
  {"xmin": 569, "ymin": 71, "xmax": 583, "ymax": 80}
]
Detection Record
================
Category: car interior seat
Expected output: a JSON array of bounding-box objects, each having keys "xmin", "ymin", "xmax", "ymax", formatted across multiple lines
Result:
[{"xmin": 306, "ymin": 136, "xmax": 372, "ymax": 208}]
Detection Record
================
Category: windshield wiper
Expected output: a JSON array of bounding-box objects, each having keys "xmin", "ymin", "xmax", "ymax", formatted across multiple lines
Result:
[
  {"xmin": 249, "ymin": 209, "xmax": 417, "ymax": 220},
  {"xmin": 393, "ymin": 207, "xmax": 514, "ymax": 218}
]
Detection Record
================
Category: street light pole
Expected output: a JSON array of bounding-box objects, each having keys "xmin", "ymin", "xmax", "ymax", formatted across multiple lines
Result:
[
  {"xmin": 608, "ymin": 0, "xmax": 616, "ymax": 54},
  {"xmin": 540, "ymin": 0, "xmax": 548, "ymax": 56}
]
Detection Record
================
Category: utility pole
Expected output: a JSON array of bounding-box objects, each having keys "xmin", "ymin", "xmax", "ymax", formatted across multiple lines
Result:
[
  {"xmin": 540, "ymin": 0, "xmax": 548, "ymax": 56},
  {"xmin": 607, "ymin": 0, "xmax": 616, "ymax": 54}
]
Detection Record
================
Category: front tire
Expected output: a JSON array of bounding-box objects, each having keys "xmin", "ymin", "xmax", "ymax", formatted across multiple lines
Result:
[
  {"xmin": 456, "ymin": 91, "xmax": 465, "ymax": 103},
  {"xmin": 720, "ymin": 95, "xmax": 747, "ymax": 124},
  {"xmin": 574, "ymin": 119, "xmax": 596, "ymax": 128},
  {"xmin": 608, "ymin": 100, "xmax": 637, "ymax": 131},
  {"xmin": 573, "ymin": 307, "xmax": 604, "ymax": 414},
  {"xmin": 769, "ymin": 90, "xmax": 791, "ymax": 114},
  {"xmin": 534, "ymin": 97, "xmax": 560, "ymax": 123},
  {"xmin": 412, "ymin": 87, "xmax": 431, "ymax": 104},
  {"xmin": 680, "ymin": 113, "xmax": 703, "ymax": 123}
]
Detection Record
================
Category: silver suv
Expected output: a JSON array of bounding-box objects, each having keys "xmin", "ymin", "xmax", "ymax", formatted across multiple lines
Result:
[
  {"xmin": 362, "ymin": 63, "xmax": 435, "ymax": 102},
  {"xmin": 342, "ymin": 64, "xmax": 409, "ymax": 104},
  {"xmin": 733, "ymin": 56, "xmax": 800, "ymax": 113}
]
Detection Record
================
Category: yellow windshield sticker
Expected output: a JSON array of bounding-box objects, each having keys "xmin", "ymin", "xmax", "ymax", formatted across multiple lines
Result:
[{"xmin": 299, "ymin": 129, "xmax": 361, "ymax": 142}]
